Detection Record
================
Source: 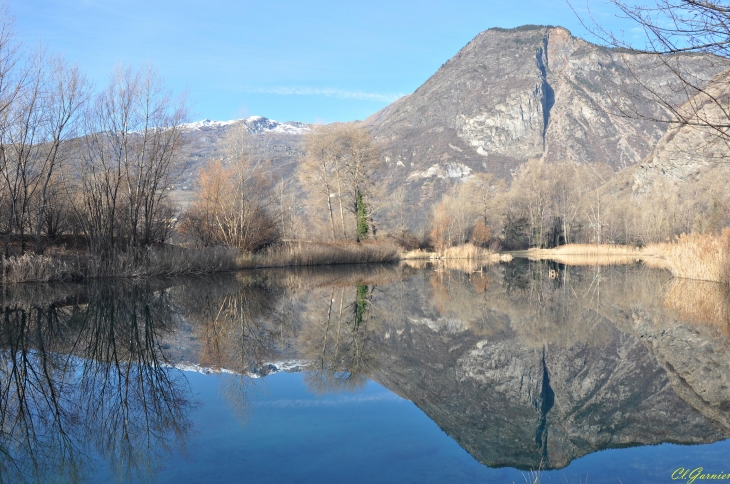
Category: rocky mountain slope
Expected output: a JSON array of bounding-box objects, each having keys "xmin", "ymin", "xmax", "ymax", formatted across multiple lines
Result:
[
  {"xmin": 174, "ymin": 26, "xmax": 728, "ymax": 228},
  {"xmin": 361, "ymin": 25, "xmax": 725, "ymax": 226},
  {"xmin": 621, "ymin": 71, "xmax": 730, "ymax": 197}
]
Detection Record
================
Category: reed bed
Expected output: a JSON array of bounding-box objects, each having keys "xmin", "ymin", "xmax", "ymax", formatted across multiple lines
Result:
[
  {"xmin": 401, "ymin": 244, "xmax": 511, "ymax": 273},
  {"xmin": 402, "ymin": 243, "xmax": 511, "ymax": 262},
  {"xmin": 514, "ymin": 243, "xmax": 668, "ymax": 267},
  {"xmin": 87, "ymin": 246, "xmax": 240, "ymax": 279},
  {"xmin": 539, "ymin": 254, "xmax": 642, "ymax": 266},
  {"xmin": 254, "ymin": 240, "xmax": 401, "ymax": 268},
  {"xmin": 523, "ymin": 243, "xmax": 644, "ymax": 256},
  {"xmin": 1, "ymin": 246, "xmax": 240, "ymax": 283},
  {"xmin": 649, "ymin": 229, "xmax": 730, "ymax": 284},
  {"xmin": 1, "ymin": 253, "xmax": 82, "ymax": 283}
]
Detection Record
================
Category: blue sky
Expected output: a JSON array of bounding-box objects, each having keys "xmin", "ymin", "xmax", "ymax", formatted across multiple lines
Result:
[{"xmin": 9, "ymin": 0, "xmax": 640, "ymax": 123}]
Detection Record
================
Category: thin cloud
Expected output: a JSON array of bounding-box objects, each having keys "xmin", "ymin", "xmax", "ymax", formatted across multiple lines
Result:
[
  {"xmin": 263, "ymin": 392, "xmax": 406, "ymax": 408},
  {"xmin": 246, "ymin": 86, "xmax": 405, "ymax": 103}
]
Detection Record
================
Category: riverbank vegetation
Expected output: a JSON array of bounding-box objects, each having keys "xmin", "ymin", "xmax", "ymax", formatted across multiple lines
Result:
[{"xmin": 2, "ymin": 6, "xmax": 730, "ymax": 286}]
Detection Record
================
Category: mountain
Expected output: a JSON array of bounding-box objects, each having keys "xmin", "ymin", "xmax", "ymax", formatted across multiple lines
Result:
[
  {"xmin": 173, "ymin": 26, "xmax": 728, "ymax": 229},
  {"xmin": 366, "ymin": 265, "xmax": 730, "ymax": 470},
  {"xmin": 626, "ymin": 71, "xmax": 730, "ymax": 197},
  {"xmin": 361, "ymin": 25, "xmax": 726, "ymax": 228},
  {"xmin": 174, "ymin": 115, "xmax": 308, "ymax": 191}
]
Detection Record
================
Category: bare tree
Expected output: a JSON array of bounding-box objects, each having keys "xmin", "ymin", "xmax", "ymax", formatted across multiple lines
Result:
[
  {"xmin": 577, "ymin": 0, "xmax": 730, "ymax": 154},
  {"xmin": 300, "ymin": 125, "xmax": 340, "ymax": 240},
  {"xmin": 75, "ymin": 65, "xmax": 187, "ymax": 255},
  {"xmin": 180, "ymin": 121, "xmax": 279, "ymax": 251},
  {"xmin": 299, "ymin": 124, "xmax": 381, "ymax": 242}
]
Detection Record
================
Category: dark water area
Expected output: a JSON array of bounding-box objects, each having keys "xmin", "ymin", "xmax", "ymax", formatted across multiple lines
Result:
[{"xmin": 2, "ymin": 260, "xmax": 730, "ymax": 483}]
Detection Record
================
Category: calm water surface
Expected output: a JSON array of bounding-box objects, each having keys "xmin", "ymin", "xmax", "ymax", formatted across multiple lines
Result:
[{"xmin": 2, "ymin": 261, "xmax": 729, "ymax": 483}]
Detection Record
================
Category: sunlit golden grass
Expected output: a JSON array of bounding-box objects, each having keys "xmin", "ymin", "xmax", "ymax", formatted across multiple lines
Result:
[
  {"xmin": 401, "ymin": 244, "xmax": 511, "ymax": 273},
  {"xmin": 664, "ymin": 278, "xmax": 730, "ymax": 336},
  {"xmin": 546, "ymin": 243, "xmax": 643, "ymax": 256},
  {"xmin": 524, "ymin": 234, "xmax": 730, "ymax": 284},
  {"xmin": 649, "ymin": 229, "xmax": 730, "ymax": 284},
  {"xmin": 540, "ymin": 254, "xmax": 641, "ymax": 266}
]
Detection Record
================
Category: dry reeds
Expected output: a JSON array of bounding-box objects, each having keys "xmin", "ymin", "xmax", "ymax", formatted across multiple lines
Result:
[
  {"xmin": 1, "ymin": 253, "xmax": 82, "ymax": 283},
  {"xmin": 87, "ymin": 246, "xmax": 239, "ymax": 279},
  {"xmin": 402, "ymin": 243, "xmax": 511, "ymax": 262},
  {"xmin": 442, "ymin": 244, "xmax": 493, "ymax": 260},
  {"xmin": 254, "ymin": 240, "xmax": 400, "ymax": 268},
  {"xmin": 401, "ymin": 244, "xmax": 511, "ymax": 273},
  {"xmin": 650, "ymin": 229, "xmax": 730, "ymax": 284},
  {"xmin": 538, "ymin": 254, "xmax": 641, "ymax": 266},
  {"xmin": 548, "ymin": 243, "xmax": 642, "ymax": 256},
  {"xmin": 514, "ymin": 243, "xmax": 667, "ymax": 267}
]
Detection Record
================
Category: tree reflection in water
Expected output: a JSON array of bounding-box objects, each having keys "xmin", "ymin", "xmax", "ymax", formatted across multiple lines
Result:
[
  {"xmin": 300, "ymin": 282, "xmax": 380, "ymax": 394},
  {"xmin": 0, "ymin": 282, "xmax": 193, "ymax": 483},
  {"xmin": 3, "ymin": 262, "xmax": 727, "ymax": 479},
  {"xmin": 173, "ymin": 274, "xmax": 291, "ymax": 422}
]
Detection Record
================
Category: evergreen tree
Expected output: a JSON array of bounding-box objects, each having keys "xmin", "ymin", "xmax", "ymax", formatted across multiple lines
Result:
[{"xmin": 356, "ymin": 190, "xmax": 368, "ymax": 241}]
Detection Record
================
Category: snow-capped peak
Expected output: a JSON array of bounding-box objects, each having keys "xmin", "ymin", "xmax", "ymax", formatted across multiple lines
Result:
[{"xmin": 182, "ymin": 116, "xmax": 309, "ymax": 135}]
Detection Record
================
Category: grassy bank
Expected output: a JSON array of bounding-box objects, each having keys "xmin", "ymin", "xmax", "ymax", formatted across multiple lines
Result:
[
  {"xmin": 649, "ymin": 229, "xmax": 730, "ymax": 284},
  {"xmin": 0, "ymin": 240, "xmax": 401, "ymax": 284},
  {"xmin": 6, "ymin": 232, "xmax": 729, "ymax": 285},
  {"xmin": 1, "ymin": 246, "xmax": 240, "ymax": 284},
  {"xmin": 510, "ymin": 243, "xmax": 656, "ymax": 266}
]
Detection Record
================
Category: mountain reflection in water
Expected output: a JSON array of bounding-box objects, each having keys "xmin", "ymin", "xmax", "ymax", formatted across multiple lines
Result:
[{"xmin": 1, "ymin": 261, "xmax": 730, "ymax": 481}]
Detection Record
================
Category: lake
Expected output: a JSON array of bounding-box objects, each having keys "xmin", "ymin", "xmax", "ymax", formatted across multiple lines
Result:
[{"xmin": 1, "ymin": 260, "xmax": 729, "ymax": 483}]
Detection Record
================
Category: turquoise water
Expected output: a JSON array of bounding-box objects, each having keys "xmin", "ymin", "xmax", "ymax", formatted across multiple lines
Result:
[{"xmin": 88, "ymin": 370, "xmax": 730, "ymax": 484}]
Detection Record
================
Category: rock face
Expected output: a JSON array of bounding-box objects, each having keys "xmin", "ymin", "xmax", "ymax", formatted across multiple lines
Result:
[
  {"xmin": 626, "ymin": 71, "xmax": 730, "ymax": 195},
  {"xmin": 173, "ymin": 26, "xmax": 727, "ymax": 229},
  {"xmin": 361, "ymin": 25, "xmax": 724, "ymax": 228},
  {"xmin": 367, "ymin": 26, "xmax": 722, "ymax": 174}
]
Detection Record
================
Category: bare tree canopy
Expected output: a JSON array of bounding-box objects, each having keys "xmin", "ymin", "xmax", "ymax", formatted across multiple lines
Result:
[{"xmin": 577, "ymin": 0, "xmax": 730, "ymax": 146}]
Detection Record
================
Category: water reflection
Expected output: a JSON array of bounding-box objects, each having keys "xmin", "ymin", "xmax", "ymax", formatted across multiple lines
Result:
[
  {"xmin": 0, "ymin": 282, "xmax": 193, "ymax": 483},
  {"xmin": 1, "ymin": 261, "xmax": 730, "ymax": 480}
]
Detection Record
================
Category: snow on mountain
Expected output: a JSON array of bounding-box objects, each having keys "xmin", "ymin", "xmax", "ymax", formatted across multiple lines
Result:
[{"xmin": 182, "ymin": 116, "xmax": 309, "ymax": 135}]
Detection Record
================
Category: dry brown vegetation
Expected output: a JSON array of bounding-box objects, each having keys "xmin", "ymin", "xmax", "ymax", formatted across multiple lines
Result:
[
  {"xmin": 426, "ymin": 157, "xmax": 730, "ymax": 254},
  {"xmin": 1, "ymin": 253, "xmax": 81, "ymax": 283},
  {"xmin": 179, "ymin": 123, "xmax": 279, "ymax": 252},
  {"xmin": 86, "ymin": 246, "xmax": 240, "ymax": 279},
  {"xmin": 1, "ymin": 246, "xmax": 240, "ymax": 283},
  {"xmin": 514, "ymin": 243, "xmax": 651, "ymax": 266},
  {"xmin": 251, "ymin": 240, "xmax": 400, "ymax": 268},
  {"xmin": 401, "ymin": 244, "xmax": 512, "ymax": 274},
  {"xmin": 664, "ymin": 278, "xmax": 730, "ymax": 336},
  {"xmin": 403, "ymin": 243, "xmax": 510, "ymax": 261},
  {"xmin": 519, "ymin": 233, "xmax": 730, "ymax": 286},
  {"xmin": 650, "ymin": 229, "xmax": 730, "ymax": 284}
]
